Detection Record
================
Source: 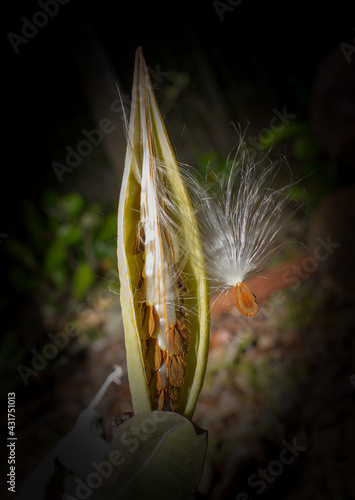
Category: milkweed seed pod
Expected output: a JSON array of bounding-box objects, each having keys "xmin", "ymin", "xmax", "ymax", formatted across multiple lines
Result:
[
  {"xmin": 117, "ymin": 48, "xmax": 209, "ymax": 418},
  {"xmin": 182, "ymin": 146, "xmax": 300, "ymax": 317}
]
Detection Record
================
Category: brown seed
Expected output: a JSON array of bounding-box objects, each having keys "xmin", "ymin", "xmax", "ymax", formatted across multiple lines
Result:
[
  {"xmin": 141, "ymin": 303, "xmax": 155, "ymax": 340},
  {"xmin": 143, "ymin": 341, "xmax": 153, "ymax": 385},
  {"xmin": 169, "ymin": 385, "xmax": 183, "ymax": 411},
  {"xmin": 157, "ymin": 389, "xmax": 165, "ymax": 411},
  {"xmin": 169, "ymin": 325, "xmax": 189, "ymax": 356},
  {"xmin": 177, "ymin": 272, "xmax": 189, "ymax": 293},
  {"xmin": 169, "ymin": 384, "xmax": 183, "ymax": 401},
  {"xmin": 142, "ymin": 339, "xmax": 148, "ymax": 360},
  {"xmin": 136, "ymin": 272, "xmax": 144, "ymax": 294},
  {"xmin": 148, "ymin": 305, "xmax": 155, "ymax": 336},
  {"xmin": 145, "ymin": 337, "xmax": 162, "ymax": 372},
  {"xmin": 149, "ymin": 370, "xmax": 162, "ymax": 401},
  {"xmin": 167, "ymin": 355, "xmax": 187, "ymax": 387},
  {"xmin": 176, "ymin": 304, "xmax": 188, "ymax": 322},
  {"xmin": 233, "ymin": 282, "xmax": 258, "ymax": 318},
  {"xmin": 177, "ymin": 316, "xmax": 189, "ymax": 336},
  {"xmin": 163, "ymin": 225, "xmax": 175, "ymax": 263}
]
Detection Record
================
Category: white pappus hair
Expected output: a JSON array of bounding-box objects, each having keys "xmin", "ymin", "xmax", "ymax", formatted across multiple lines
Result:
[{"xmin": 182, "ymin": 143, "xmax": 301, "ymax": 294}]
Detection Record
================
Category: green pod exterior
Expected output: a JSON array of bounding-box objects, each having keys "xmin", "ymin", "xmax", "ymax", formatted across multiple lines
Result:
[{"xmin": 117, "ymin": 48, "xmax": 209, "ymax": 419}]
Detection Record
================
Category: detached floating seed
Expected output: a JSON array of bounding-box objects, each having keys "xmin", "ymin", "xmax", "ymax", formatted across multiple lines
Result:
[
  {"xmin": 233, "ymin": 282, "xmax": 258, "ymax": 318},
  {"xmin": 182, "ymin": 143, "xmax": 300, "ymax": 318}
]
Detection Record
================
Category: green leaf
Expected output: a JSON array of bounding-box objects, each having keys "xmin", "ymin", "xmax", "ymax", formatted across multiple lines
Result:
[
  {"xmin": 42, "ymin": 189, "xmax": 58, "ymax": 209},
  {"xmin": 44, "ymin": 240, "xmax": 67, "ymax": 276},
  {"xmin": 97, "ymin": 213, "xmax": 117, "ymax": 243},
  {"xmin": 72, "ymin": 262, "xmax": 95, "ymax": 299},
  {"xmin": 292, "ymin": 135, "xmax": 319, "ymax": 160},
  {"xmin": 56, "ymin": 224, "xmax": 82, "ymax": 245},
  {"xmin": 94, "ymin": 241, "xmax": 116, "ymax": 262},
  {"xmin": 93, "ymin": 411, "xmax": 207, "ymax": 500},
  {"xmin": 259, "ymin": 121, "xmax": 307, "ymax": 148},
  {"xmin": 62, "ymin": 192, "xmax": 85, "ymax": 218},
  {"xmin": 50, "ymin": 268, "xmax": 68, "ymax": 289}
]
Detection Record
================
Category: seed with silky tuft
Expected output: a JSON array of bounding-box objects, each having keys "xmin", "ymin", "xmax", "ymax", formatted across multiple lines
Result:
[{"xmin": 233, "ymin": 282, "xmax": 258, "ymax": 318}]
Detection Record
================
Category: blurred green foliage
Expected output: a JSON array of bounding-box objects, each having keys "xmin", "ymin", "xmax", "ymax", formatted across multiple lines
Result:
[
  {"xmin": 6, "ymin": 191, "xmax": 117, "ymax": 301},
  {"xmin": 1, "ymin": 191, "xmax": 119, "ymax": 395},
  {"xmin": 197, "ymin": 119, "xmax": 339, "ymax": 213},
  {"xmin": 267, "ymin": 120, "xmax": 339, "ymax": 209},
  {"xmin": 5, "ymin": 190, "xmax": 119, "ymax": 320}
]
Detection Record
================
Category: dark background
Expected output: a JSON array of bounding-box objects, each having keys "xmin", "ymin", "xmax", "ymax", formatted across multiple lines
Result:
[
  {"xmin": 2, "ymin": 1, "xmax": 355, "ymax": 499},
  {"xmin": 3, "ymin": 1, "xmax": 355, "ymax": 205}
]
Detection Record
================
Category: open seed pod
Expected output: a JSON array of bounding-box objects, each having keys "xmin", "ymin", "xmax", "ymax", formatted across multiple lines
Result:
[{"xmin": 117, "ymin": 48, "xmax": 209, "ymax": 419}]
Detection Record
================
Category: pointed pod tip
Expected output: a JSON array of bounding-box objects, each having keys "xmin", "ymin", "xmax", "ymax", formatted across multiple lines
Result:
[
  {"xmin": 135, "ymin": 46, "xmax": 148, "ymax": 70},
  {"xmin": 133, "ymin": 46, "xmax": 149, "ymax": 85},
  {"xmin": 136, "ymin": 46, "xmax": 144, "ymax": 59},
  {"xmin": 134, "ymin": 46, "xmax": 151, "ymax": 87}
]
